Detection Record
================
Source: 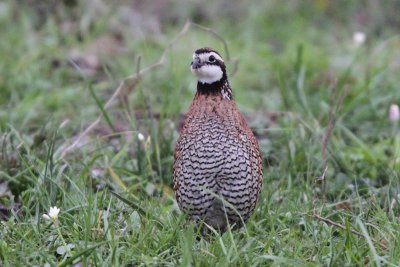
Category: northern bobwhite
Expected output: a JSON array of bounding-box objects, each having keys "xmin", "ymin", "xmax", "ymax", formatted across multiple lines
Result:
[{"xmin": 173, "ymin": 47, "xmax": 263, "ymax": 233}]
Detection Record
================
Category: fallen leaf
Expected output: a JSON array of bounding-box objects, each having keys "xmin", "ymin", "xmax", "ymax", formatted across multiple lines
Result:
[
  {"xmin": 335, "ymin": 201, "xmax": 352, "ymax": 210},
  {"xmin": 380, "ymin": 239, "xmax": 389, "ymax": 251}
]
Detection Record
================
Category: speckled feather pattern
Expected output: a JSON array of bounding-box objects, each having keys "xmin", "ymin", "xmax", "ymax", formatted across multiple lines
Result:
[{"xmin": 173, "ymin": 89, "xmax": 263, "ymax": 231}]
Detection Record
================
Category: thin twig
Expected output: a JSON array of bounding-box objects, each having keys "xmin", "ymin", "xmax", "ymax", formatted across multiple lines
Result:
[
  {"xmin": 311, "ymin": 211, "xmax": 362, "ymax": 236},
  {"xmin": 318, "ymin": 83, "xmax": 350, "ymax": 198},
  {"xmin": 190, "ymin": 22, "xmax": 230, "ymax": 60},
  {"xmin": 59, "ymin": 21, "xmax": 231, "ymax": 159},
  {"xmin": 318, "ymin": 166, "xmax": 328, "ymax": 183},
  {"xmin": 190, "ymin": 22, "xmax": 238, "ymax": 76}
]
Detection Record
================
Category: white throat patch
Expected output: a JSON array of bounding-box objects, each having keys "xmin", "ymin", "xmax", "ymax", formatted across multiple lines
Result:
[
  {"xmin": 191, "ymin": 52, "xmax": 224, "ymax": 84},
  {"xmin": 191, "ymin": 64, "xmax": 223, "ymax": 84}
]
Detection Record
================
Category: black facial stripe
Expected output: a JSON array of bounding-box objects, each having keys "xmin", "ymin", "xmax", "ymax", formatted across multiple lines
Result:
[
  {"xmin": 191, "ymin": 62, "xmax": 221, "ymax": 69},
  {"xmin": 202, "ymin": 61, "xmax": 221, "ymax": 66}
]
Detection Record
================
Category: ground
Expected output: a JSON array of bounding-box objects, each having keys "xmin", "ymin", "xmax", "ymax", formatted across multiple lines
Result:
[{"xmin": 0, "ymin": 0, "xmax": 400, "ymax": 266}]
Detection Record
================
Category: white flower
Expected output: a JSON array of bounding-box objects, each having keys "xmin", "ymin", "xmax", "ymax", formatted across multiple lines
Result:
[
  {"xmin": 56, "ymin": 243, "xmax": 75, "ymax": 255},
  {"xmin": 43, "ymin": 206, "xmax": 60, "ymax": 221},
  {"xmin": 353, "ymin": 31, "xmax": 366, "ymax": 46},
  {"xmin": 389, "ymin": 104, "xmax": 400, "ymax": 122},
  {"xmin": 138, "ymin": 133, "xmax": 145, "ymax": 142}
]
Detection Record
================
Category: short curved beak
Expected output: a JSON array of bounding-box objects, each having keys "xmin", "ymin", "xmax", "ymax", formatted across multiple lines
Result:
[{"xmin": 191, "ymin": 57, "xmax": 201, "ymax": 69}]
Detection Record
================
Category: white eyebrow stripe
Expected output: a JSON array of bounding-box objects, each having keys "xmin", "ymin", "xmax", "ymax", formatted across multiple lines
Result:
[{"xmin": 193, "ymin": 52, "xmax": 224, "ymax": 62}]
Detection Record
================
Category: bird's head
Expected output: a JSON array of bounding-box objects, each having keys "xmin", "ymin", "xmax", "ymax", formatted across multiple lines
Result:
[{"xmin": 190, "ymin": 47, "xmax": 227, "ymax": 84}]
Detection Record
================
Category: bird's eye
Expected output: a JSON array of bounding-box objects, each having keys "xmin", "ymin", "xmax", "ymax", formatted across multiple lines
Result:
[{"xmin": 209, "ymin": 55, "xmax": 216, "ymax": 62}]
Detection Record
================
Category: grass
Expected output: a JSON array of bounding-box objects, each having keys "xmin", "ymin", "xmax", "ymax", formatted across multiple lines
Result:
[{"xmin": 1, "ymin": 0, "xmax": 400, "ymax": 266}]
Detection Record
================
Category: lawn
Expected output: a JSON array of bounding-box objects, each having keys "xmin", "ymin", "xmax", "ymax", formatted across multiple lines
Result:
[{"xmin": 1, "ymin": 0, "xmax": 400, "ymax": 266}]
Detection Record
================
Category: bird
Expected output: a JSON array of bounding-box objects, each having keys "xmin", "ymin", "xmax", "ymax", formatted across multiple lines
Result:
[{"xmin": 173, "ymin": 47, "xmax": 263, "ymax": 233}]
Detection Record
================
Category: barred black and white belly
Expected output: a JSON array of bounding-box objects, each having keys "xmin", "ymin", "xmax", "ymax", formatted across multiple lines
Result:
[{"xmin": 173, "ymin": 116, "xmax": 259, "ymax": 228}]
